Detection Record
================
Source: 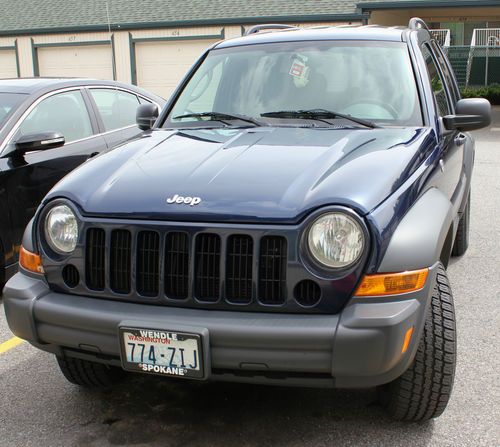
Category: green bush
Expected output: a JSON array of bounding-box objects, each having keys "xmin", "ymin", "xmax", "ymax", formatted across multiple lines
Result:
[{"xmin": 461, "ymin": 84, "xmax": 500, "ymax": 105}]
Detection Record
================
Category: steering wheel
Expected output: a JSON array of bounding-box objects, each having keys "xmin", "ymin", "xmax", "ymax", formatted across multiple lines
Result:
[
  {"xmin": 188, "ymin": 70, "xmax": 214, "ymax": 102},
  {"xmin": 177, "ymin": 71, "xmax": 215, "ymax": 118},
  {"xmin": 344, "ymin": 99, "xmax": 399, "ymax": 120}
]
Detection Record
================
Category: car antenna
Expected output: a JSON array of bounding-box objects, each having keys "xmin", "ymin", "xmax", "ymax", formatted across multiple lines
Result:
[
  {"xmin": 105, "ymin": 0, "xmax": 124, "ymax": 140},
  {"xmin": 105, "ymin": 0, "xmax": 117, "ymax": 81}
]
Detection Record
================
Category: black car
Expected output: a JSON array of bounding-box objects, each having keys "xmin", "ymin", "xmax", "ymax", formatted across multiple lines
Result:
[{"xmin": 0, "ymin": 78, "xmax": 164, "ymax": 288}]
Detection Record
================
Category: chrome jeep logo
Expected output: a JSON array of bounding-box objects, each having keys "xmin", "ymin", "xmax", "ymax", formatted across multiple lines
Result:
[{"xmin": 166, "ymin": 194, "xmax": 202, "ymax": 206}]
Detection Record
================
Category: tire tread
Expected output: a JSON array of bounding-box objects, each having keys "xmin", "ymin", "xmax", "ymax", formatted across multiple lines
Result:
[
  {"xmin": 56, "ymin": 356, "xmax": 124, "ymax": 388},
  {"xmin": 380, "ymin": 265, "xmax": 456, "ymax": 421}
]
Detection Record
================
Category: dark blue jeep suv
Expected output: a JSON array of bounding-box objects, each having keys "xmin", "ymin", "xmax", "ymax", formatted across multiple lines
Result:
[{"xmin": 3, "ymin": 19, "xmax": 491, "ymax": 421}]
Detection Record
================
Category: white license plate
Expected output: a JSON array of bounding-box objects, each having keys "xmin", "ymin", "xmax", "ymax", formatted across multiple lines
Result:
[{"xmin": 119, "ymin": 327, "xmax": 203, "ymax": 379}]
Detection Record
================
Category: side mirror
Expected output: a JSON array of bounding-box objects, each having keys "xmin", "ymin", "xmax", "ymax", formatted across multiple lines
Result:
[
  {"xmin": 136, "ymin": 103, "xmax": 159, "ymax": 131},
  {"xmin": 443, "ymin": 98, "xmax": 491, "ymax": 132},
  {"xmin": 15, "ymin": 132, "xmax": 65, "ymax": 154}
]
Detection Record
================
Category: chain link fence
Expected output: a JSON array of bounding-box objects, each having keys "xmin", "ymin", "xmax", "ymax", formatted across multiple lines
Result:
[
  {"xmin": 441, "ymin": 28, "xmax": 500, "ymax": 88},
  {"xmin": 445, "ymin": 45, "xmax": 500, "ymax": 88}
]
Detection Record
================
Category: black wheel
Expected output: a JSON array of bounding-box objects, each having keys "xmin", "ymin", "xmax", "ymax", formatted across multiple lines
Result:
[
  {"xmin": 0, "ymin": 267, "xmax": 4, "ymax": 295},
  {"xmin": 56, "ymin": 356, "xmax": 125, "ymax": 387},
  {"xmin": 452, "ymin": 191, "xmax": 470, "ymax": 257},
  {"xmin": 379, "ymin": 265, "xmax": 456, "ymax": 421}
]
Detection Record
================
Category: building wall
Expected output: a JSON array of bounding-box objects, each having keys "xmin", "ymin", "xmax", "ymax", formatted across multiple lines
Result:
[
  {"xmin": 0, "ymin": 37, "xmax": 19, "ymax": 78},
  {"xmin": 369, "ymin": 6, "xmax": 500, "ymax": 27}
]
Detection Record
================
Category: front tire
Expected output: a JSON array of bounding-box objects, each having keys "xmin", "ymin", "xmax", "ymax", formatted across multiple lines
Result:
[
  {"xmin": 56, "ymin": 356, "xmax": 125, "ymax": 387},
  {"xmin": 379, "ymin": 265, "xmax": 456, "ymax": 421}
]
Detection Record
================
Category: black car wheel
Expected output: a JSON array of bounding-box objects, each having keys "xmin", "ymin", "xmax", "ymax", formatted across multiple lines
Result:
[
  {"xmin": 451, "ymin": 191, "xmax": 470, "ymax": 257},
  {"xmin": 379, "ymin": 264, "xmax": 456, "ymax": 421},
  {"xmin": 0, "ymin": 241, "xmax": 4, "ymax": 293},
  {"xmin": 56, "ymin": 356, "xmax": 125, "ymax": 387}
]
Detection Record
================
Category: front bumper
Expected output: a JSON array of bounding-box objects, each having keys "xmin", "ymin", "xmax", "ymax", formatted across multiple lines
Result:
[{"xmin": 3, "ymin": 265, "xmax": 438, "ymax": 388}]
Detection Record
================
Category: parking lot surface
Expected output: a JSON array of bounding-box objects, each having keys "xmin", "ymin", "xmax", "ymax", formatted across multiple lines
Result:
[{"xmin": 1, "ymin": 109, "xmax": 499, "ymax": 447}]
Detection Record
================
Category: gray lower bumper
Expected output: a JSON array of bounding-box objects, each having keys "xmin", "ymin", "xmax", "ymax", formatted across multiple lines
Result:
[
  {"xmin": 3, "ymin": 266, "xmax": 438, "ymax": 388},
  {"xmin": 1, "ymin": 262, "xmax": 17, "ymax": 291}
]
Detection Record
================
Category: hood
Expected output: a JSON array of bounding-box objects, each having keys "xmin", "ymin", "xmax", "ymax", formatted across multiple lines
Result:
[{"xmin": 47, "ymin": 126, "xmax": 436, "ymax": 224}]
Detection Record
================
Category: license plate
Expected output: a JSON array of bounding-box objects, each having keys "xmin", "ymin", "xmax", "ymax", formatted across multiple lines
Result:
[{"xmin": 119, "ymin": 327, "xmax": 203, "ymax": 379}]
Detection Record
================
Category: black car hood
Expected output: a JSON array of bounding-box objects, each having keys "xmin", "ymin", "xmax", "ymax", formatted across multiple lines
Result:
[{"xmin": 47, "ymin": 126, "xmax": 436, "ymax": 224}]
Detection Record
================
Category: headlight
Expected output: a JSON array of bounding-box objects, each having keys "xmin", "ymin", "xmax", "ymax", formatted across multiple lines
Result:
[
  {"xmin": 307, "ymin": 212, "xmax": 364, "ymax": 268},
  {"xmin": 44, "ymin": 205, "xmax": 78, "ymax": 253}
]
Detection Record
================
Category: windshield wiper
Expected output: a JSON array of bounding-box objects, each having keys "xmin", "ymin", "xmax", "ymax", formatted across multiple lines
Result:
[
  {"xmin": 173, "ymin": 112, "xmax": 266, "ymax": 127},
  {"xmin": 260, "ymin": 109, "xmax": 380, "ymax": 128}
]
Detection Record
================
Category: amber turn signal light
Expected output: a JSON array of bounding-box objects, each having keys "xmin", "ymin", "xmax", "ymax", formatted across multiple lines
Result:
[
  {"xmin": 19, "ymin": 246, "xmax": 44, "ymax": 274},
  {"xmin": 401, "ymin": 326, "xmax": 414, "ymax": 354},
  {"xmin": 354, "ymin": 268, "xmax": 428, "ymax": 297}
]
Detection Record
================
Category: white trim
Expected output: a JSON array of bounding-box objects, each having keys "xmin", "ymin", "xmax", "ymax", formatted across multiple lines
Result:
[
  {"xmin": 429, "ymin": 29, "xmax": 450, "ymax": 47},
  {"xmin": 471, "ymin": 28, "xmax": 500, "ymax": 47},
  {"xmin": 98, "ymin": 123, "xmax": 136, "ymax": 137},
  {"xmin": 86, "ymin": 85, "xmax": 160, "ymax": 108}
]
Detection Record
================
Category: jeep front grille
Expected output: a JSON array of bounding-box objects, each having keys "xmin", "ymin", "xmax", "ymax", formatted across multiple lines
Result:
[
  {"xmin": 43, "ymin": 218, "xmax": 363, "ymax": 314},
  {"xmin": 85, "ymin": 228, "xmax": 105, "ymax": 290},
  {"xmin": 82, "ymin": 228, "xmax": 288, "ymax": 306},
  {"xmin": 259, "ymin": 236, "xmax": 287, "ymax": 304},
  {"xmin": 136, "ymin": 231, "xmax": 160, "ymax": 297},
  {"xmin": 194, "ymin": 233, "xmax": 221, "ymax": 302},
  {"xmin": 226, "ymin": 235, "xmax": 253, "ymax": 304},
  {"xmin": 110, "ymin": 229, "xmax": 132, "ymax": 294},
  {"xmin": 164, "ymin": 232, "xmax": 189, "ymax": 300}
]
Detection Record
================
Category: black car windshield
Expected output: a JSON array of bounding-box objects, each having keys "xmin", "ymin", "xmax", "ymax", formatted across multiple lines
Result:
[
  {"xmin": 165, "ymin": 40, "xmax": 422, "ymax": 128},
  {"xmin": 0, "ymin": 93, "xmax": 26, "ymax": 127}
]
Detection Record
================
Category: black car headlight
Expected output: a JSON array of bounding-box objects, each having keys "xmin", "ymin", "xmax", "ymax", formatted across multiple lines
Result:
[
  {"xmin": 307, "ymin": 212, "xmax": 365, "ymax": 269},
  {"xmin": 44, "ymin": 204, "xmax": 79, "ymax": 254}
]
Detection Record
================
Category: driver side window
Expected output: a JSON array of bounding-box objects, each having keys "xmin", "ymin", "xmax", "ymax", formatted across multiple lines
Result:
[
  {"xmin": 422, "ymin": 45, "xmax": 451, "ymax": 117},
  {"xmin": 16, "ymin": 90, "xmax": 93, "ymax": 144}
]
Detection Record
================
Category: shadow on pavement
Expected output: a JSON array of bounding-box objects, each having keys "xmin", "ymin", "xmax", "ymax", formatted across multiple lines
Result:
[{"xmin": 73, "ymin": 373, "xmax": 435, "ymax": 447}]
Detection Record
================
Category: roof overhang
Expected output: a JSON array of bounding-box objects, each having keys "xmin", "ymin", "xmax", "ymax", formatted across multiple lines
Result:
[
  {"xmin": 0, "ymin": 14, "xmax": 369, "ymax": 37},
  {"xmin": 359, "ymin": 0, "xmax": 500, "ymax": 11}
]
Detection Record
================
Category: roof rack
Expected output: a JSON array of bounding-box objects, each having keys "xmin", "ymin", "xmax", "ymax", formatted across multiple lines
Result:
[
  {"xmin": 244, "ymin": 24, "xmax": 300, "ymax": 36},
  {"xmin": 408, "ymin": 17, "xmax": 430, "ymax": 31}
]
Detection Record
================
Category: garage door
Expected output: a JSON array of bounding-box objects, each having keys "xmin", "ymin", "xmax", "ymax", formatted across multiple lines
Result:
[
  {"xmin": 0, "ymin": 49, "xmax": 17, "ymax": 78},
  {"xmin": 135, "ymin": 39, "xmax": 219, "ymax": 98},
  {"xmin": 37, "ymin": 44, "xmax": 113, "ymax": 79}
]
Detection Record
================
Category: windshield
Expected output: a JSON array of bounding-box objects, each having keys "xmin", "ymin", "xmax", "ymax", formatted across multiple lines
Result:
[
  {"xmin": 0, "ymin": 93, "xmax": 26, "ymax": 127},
  {"xmin": 166, "ymin": 40, "xmax": 422, "ymax": 128}
]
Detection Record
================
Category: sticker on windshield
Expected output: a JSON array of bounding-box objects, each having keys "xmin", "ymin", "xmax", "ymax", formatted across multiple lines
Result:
[{"xmin": 289, "ymin": 54, "xmax": 310, "ymax": 88}]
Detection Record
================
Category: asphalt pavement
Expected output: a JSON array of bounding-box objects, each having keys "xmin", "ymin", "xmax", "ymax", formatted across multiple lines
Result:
[{"xmin": 0, "ymin": 110, "xmax": 499, "ymax": 447}]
